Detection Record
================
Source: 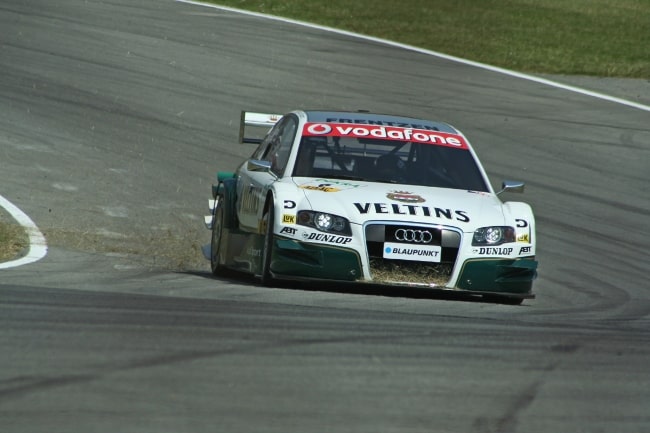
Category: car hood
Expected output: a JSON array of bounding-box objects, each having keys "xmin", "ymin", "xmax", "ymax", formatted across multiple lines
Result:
[{"xmin": 292, "ymin": 178, "xmax": 505, "ymax": 231}]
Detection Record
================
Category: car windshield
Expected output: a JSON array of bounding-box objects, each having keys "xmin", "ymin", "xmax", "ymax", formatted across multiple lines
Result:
[{"xmin": 292, "ymin": 135, "xmax": 489, "ymax": 192}]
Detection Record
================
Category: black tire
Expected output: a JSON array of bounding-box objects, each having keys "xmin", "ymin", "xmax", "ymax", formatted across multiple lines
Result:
[
  {"xmin": 260, "ymin": 198, "xmax": 275, "ymax": 286},
  {"xmin": 210, "ymin": 196, "xmax": 226, "ymax": 276}
]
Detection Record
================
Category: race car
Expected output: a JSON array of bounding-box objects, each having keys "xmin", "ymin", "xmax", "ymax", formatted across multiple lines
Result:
[{"xmin": 204, "ymin": 110, "xmax": 537, "ymax": 303}]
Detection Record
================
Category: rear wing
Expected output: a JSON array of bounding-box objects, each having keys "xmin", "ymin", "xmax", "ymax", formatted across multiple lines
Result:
[{"xmin": 238, "ymin": 111, "xmax": 283, "ymax": 144}]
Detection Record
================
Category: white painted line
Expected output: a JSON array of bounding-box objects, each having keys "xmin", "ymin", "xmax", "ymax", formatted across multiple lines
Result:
[
  {"xmin": 176, "ymin": 0, "xmax": 650, "ymax": 113},
  {"xmin": 0, "ymin": 194, "xmax": 48, "ymax": 269}
]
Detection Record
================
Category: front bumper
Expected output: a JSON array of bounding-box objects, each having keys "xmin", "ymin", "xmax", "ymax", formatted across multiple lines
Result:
[
  {"xmin": 455, "ymin": 257, "xmax": 538, "ymax": 294},
  {"xmin": 271, "ymin": 235, "xmax": 537, "ymax": 298},
  {"xmin": 271, "ymin": 237, "xmax": 362, "ymax": 281}
]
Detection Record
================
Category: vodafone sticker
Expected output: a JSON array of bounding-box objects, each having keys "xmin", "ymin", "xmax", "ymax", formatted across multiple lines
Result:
[
  {"xmin": 303, "ymin": 122, "xmax": 468, "ymax": 149},
  {"xmin": 306, "ymin": 123, "xmax": 332, "ymax": 135}
]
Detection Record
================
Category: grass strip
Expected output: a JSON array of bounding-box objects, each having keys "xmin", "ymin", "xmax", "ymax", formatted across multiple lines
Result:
[{"xmin": 208, "ymin": 0, "xmax": 650, "ymax": 78}]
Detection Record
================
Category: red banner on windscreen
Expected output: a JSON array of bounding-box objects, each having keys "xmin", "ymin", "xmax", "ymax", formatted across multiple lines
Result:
[{"xmin": 302, "ymin": 122, "xmax": 469, "ymax": 149}]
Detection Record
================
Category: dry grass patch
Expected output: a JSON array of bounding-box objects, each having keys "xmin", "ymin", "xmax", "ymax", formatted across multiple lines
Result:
[
  {"xmin": 369, "ymin": 258, "xmax": 452, "ymax": 286},
  {"xmin": 0, "ymin": 217, "xmax": 28, "ymax": 263}
]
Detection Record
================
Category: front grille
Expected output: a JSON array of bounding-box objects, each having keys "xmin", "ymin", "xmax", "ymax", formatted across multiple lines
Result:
[{"xmin": 365, "ymin": 224, "xmax": 460, "ymax": 285}]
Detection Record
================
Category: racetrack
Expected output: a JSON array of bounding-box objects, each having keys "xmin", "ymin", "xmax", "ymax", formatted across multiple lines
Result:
[{"xmin": 1, "ymin": 1, "xmax": 649, "ymax": 432}]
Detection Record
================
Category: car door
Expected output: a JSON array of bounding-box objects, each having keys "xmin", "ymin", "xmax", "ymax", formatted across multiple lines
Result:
[{"xmin": 236, "ymin": 114, "xmax": 298, "ymax": 232}]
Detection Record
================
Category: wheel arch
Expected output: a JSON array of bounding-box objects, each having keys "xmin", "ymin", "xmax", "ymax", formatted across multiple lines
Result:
[{"xmin": 263, "ymin": 189, "xmax": 276, "ymax": 214}]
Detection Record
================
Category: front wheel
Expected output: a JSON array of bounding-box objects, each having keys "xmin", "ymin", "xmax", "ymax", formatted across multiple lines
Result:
[
  {"xmin": 260, "ymin": 199, "xmax": 275, "ymax": 286},
  {"xmin": 210, "ymin": 196, "xmax": 227, "ymax": 276}
]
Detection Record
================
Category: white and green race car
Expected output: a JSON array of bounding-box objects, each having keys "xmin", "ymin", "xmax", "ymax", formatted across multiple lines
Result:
[{"xmin": 205, "ymin": 110, "xmax": 537, "ymax": 303}]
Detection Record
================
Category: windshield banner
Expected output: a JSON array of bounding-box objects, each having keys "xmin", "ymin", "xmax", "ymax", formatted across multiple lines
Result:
[{"xmin": 302, "ymin": 122, "xmax": 469, "ymax": 149}]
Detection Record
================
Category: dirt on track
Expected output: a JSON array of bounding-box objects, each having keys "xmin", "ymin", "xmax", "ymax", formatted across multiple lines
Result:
[{"xmin": 39, "ymin": 223, "xmax": 209, "ymax": 271}]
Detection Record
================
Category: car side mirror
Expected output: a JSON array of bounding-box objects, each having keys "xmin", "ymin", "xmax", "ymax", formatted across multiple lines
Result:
[
  {"xmin": 247, "ymin": 159, "xmax": 272, "ymax": 172},
  {"xmin": 497, "ymin": 180, "xmax": 525, "ymax": 195}
]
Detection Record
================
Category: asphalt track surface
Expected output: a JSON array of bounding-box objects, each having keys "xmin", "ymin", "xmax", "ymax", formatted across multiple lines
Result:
[{"xmin": 1, "ymin": 1, "xmax": 649, "ymax": 432}]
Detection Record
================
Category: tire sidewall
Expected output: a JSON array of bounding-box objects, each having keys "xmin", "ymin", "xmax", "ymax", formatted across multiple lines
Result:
[{"xmin": 210, "ymin": 197, "xmax": 224, "ymax": 275}]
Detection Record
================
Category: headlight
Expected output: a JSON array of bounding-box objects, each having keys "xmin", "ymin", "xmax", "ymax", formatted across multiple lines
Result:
[
  {"xmin": 472, "ymin": 226, "xmax": 515, "ymax": 246},
  {"xmin": 297, "ymin": 211, "xmax": 351, "ymax": 236}
]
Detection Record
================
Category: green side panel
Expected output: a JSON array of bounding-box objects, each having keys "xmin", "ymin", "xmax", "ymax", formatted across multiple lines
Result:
[
  {"xmin": 217, "ymin": 171, "xmax": 236, "ymax": 182},
  {"xmin": 226, "ymin": 232, "xmax": 264, "ymax": 275},
  {"xmin": 213, "ymin": 172, "xmax": 236, "ymax": 198},
  {"xmin": 271, "ymin": 238, "xmax": 362, "ymax": 281},
  {"xmin": 456, "ymin": 258, "xmax": 538, "ymax": 294},
  {"xmin": 219, "ymin": 178, "xmax": 238, "ymax": 229}
]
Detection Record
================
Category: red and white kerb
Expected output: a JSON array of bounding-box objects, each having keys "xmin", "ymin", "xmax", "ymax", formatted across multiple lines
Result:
[{"xmin": 303, "ymin": 122, "xmax": 469, "ymax": 149}]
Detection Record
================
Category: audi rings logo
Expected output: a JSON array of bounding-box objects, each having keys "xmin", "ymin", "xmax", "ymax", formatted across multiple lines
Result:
[{"xmin": 394, "ymin": 229, "xmax": 433, "ymax": 244}]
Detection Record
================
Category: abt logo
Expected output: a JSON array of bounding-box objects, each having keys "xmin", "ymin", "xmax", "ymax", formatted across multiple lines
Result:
[
  {"xmin": 519, "ymin": 246, "xmax": 532, "ymax": 254},
  {"xmin": 280, "ymin": 227, "xmax": 297, "ymax": 235}
]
